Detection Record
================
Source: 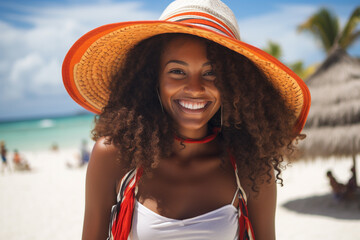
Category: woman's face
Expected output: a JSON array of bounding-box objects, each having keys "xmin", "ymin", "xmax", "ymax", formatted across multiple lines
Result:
[{"xmin": 159, "ymin": 36, "xmax": 221, "ymax": 138}]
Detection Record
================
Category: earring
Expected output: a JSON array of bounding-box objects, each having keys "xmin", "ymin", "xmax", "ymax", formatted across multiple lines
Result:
[
  {"xmin": 156, "ymin": 89, "xmax": 164, "ymax": 113},
  {"xmin": 220, "ymin": 106, "xmax": 223, "ymax": 130}
]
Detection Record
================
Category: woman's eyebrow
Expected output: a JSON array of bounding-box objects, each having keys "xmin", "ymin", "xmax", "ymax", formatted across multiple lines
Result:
[
  {"xmin": 165, "ymin": 60, "xmax": 212, "ymax": 67},
  {"xmin": 166, "ymin": 60, "xmax": 188, "ymax": 66}
]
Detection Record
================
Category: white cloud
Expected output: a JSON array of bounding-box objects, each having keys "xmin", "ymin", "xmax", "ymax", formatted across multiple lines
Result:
[
  {"xmin": 10, "ymin": 53, "xmax": 43, "ymax": 83},
  {"xmin": 0, "ymin": 1, "xmax": 159, "ymax": 118},
  {"xmin": 7, "ymin": 53, "xmax": 42, "ymax": 99}
]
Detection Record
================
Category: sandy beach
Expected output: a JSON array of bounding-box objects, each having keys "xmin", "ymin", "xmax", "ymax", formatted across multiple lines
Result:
[{"xmin": 1, "ymin": 149, "xmax": 359, "ymax": 239}]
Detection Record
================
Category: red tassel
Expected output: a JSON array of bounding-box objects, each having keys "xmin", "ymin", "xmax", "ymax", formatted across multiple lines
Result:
[
  {"xmin": 111, "ymin": 168, "xmax": 143, "ymax": 240},
  {"xmin": 112, "ymin": 188, "xmax": 135, "ymax": 239},
  {"xmin": 239, "ymin": 213, "xmax": 246, "ymax": 239}
]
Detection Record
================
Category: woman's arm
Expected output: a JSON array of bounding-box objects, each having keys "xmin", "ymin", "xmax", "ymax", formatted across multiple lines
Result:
[
  {"xmin": 82, "ymin": 138, "xmax": 125, "ymax": 240},
  {"xmin": 246, "ymin": 169, "xmax": 277, "ymax": 240}
]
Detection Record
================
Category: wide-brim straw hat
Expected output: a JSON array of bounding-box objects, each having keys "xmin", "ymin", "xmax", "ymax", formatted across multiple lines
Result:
[{"xmin": 62, "ymin": 0, "xmax": 310, "ymax": 134}]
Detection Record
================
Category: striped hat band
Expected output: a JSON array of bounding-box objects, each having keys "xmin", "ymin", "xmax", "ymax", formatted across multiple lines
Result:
[
  {"xmin": 163, "ymin": 11, "xmax": 238, "ymax": 39},
  {"xmin": 159, "ymin": 0, "xmax": 241, "ymax": 40}
]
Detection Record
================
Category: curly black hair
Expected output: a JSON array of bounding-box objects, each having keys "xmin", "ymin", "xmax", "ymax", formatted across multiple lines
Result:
[{"xmin": 92, "ymin": 33, "xmax": 304, "ymax": 191}]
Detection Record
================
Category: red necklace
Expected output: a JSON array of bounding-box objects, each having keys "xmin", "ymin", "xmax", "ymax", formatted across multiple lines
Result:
[{"xmin": 174, "ymin": 127, "xmax": 220, "ymax": 144}]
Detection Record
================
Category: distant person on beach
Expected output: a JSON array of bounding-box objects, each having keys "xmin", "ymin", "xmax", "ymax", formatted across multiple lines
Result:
[
  {"xmin": 346, "ymin": 166, "xmax": 357, "ymax": 193},
  {"xmin": 1, "ymin": 141, "xmax": 11, "ymax": 173},
  {"xmin": 66, "ymin": 140, "xmax": 90, "ymax": 168},
  {"xmin": 326, "ymin": 171, "xmax": 347, "ymax": 200},
  {"xmin": 80, "ymin": 140, "xmax": 90, "ymax": 166},
  {"xmin": 12, "ymin": 149, "xmax": 31, "ymax": 171},
  {"xmin": 51, "ymin": 143, "xmax": 59, "ymax": 152},
  {"xmin": 327, "ymin": 167, "xmax": 357, "ymax": 200},
  {"xmin": 62, "ymin": 0, "xmax": 310, "ymax": 239}
]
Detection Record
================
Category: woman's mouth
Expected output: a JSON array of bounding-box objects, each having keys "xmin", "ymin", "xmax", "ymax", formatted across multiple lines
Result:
[{"xmin": 175, "ymin": 99, "xmax": 211, "ymax": 113}]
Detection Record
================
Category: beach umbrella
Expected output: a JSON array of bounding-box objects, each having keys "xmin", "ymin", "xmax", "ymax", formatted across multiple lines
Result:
[{"xmin": 298, "ymin": 48, "xmax": 360, "ymax": 182}]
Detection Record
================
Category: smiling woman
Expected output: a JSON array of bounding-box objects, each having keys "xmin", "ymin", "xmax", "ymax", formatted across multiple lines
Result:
[
  {"xmin": 61, "ymin": 0, "xmax": 310, "ymax": 240},
  {"xmin": 159, "ymin": 36, "xmax": 221, "ymax": 139}
]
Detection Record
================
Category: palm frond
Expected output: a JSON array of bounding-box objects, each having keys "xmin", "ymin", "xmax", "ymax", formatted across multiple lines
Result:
[
  {"xmin": 298, "ymin": 8, "xmax": 340, "ymax": 53},
  {"xmin": 263, "ymin": 40, "xmax": 282, "ymax": 60},
  {"xmin": 339, "ymin": 7, "xmax": 360, "ymax": 49}
]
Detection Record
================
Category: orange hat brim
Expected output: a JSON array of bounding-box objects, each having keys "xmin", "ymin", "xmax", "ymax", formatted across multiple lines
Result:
[{"xmin": 62, "ymin": 20, "xmax": 310, "ymax": 134}]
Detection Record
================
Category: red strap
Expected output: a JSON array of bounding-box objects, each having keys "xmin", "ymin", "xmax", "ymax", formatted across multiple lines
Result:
[
  {"xmin": 229, "ymin": 152, "xmax": 255, "ymax": 240},
  {"xmin": 229, "ymin": 152, "xmax": 237, "ymax": 170},
  {"xmin": 111, "ymin": 168, "xmax": 143, "ymax": 240}
]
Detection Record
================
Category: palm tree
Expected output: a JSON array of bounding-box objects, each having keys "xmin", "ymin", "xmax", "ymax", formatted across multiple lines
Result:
[
  {"xmin": 338, "ymin": 7, "xmax": 360, "ymax": 50},
  {"xmin": 263, "ymin": 40, "xmax": 283, "ymax": 60},
  {"xmin": 263, "ymin": 41, "xmax": 315, "ymax": 79},
  {"xmin": 298, "ymin": 6, "xmax": 360, "ymax": 54}
]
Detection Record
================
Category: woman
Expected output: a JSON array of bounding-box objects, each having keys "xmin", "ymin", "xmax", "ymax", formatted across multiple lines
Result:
[{"xmin": 62, "ymin": 1, "xmax": 310, "ymax": 239}]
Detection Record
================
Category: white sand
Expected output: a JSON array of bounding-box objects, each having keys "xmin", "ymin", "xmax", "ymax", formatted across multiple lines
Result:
[
  {"xmin": 1, "ymin": 150, "xmax": 359, "ymax": 239},
  {"xmin": 0, "ymin": 149, "xmax": 86, "ymax": 240},
  {"xmin": 276, "ymin": 157, "xmax": 360, "ymax": 240}
]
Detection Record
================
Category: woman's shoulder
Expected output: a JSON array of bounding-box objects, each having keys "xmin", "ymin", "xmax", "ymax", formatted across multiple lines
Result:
[
  {"xmin": 239, "ymin": 167, "xmax": 276, "ymax": 201},
  {"xmin": 87, "ymin": 137, "xmax": 128, "ymax": 184},
  {"xmin": 91, "ymin": 137, "xmax": 118, "ymax": 164},
  {"xmin": 83, "ymin": 137, "xmax": 126, "ymax": 239},
  {"xmin": 92, "ymin": 137, "xmax": 118, "ymax": 157},
  {"xmin": 242, "ymin": 168, "xmax": 277, "ymax": 240}
]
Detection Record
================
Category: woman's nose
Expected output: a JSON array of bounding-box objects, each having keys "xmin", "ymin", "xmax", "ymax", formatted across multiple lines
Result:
[{"xmin": 183, "ymin": 75, "xmax": 205, "ymax": 93}]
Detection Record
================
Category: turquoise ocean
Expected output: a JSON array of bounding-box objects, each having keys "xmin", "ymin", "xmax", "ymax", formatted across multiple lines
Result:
[{"xmin": 0, "ymin": 114, "xmax": 96, "ymax": 152}]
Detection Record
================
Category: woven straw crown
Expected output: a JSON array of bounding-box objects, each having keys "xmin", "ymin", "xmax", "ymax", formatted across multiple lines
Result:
[{"xmin": 62, "ymin": 0, "xmax": 310, "ymax": 134}]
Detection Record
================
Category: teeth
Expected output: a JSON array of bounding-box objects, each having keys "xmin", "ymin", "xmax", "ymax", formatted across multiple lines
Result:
[{"xmin": 179, "ymin": 100, "xmax": 207, "ymax": 110}]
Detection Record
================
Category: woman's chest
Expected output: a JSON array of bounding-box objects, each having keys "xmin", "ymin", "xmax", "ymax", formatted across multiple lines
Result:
[{"xmin": 136, "ymin": 156, "xmax": 238, "ymax": 220}]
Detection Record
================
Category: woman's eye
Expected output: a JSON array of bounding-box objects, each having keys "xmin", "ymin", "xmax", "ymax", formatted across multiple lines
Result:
[
  {"xmin": 204, "ymin": 71, "xmax": 215, "ymax": 76},
  {"xmin": 169, "ymin": 69, "xmax": 185, "ymax": 75},
  {"xmin": 203, "ymin": 71, "xmax": 216, "ymax": 80}
]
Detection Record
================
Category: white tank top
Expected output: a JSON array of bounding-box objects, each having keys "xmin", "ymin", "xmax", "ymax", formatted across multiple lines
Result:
[{"xmin": 129, "ymin": 190, "xmax": 239, "ymax": 240}]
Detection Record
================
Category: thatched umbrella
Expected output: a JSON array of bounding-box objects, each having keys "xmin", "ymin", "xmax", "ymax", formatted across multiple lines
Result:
[{"xmin": 299, "ymin": 48, "xmax": 360, "ymax": 183}]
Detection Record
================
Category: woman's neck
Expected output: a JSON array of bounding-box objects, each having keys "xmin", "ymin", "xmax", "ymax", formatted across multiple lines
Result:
[
  {"xmin": 173, "ymin": 126, "xmax": 220, "ymax": 157},
  {"xmin": 175, "ymin": 125, "xmax": 209, "ymax": 140},
  {"xmin": 174, "ymin": 127, "xmax": 219, "ymax": 144}
]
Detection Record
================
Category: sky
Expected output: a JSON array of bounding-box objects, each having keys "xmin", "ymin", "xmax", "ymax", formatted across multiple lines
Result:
[{"xmin": 0, "ymin": 0, "xmax": 359, "ymax": 121}]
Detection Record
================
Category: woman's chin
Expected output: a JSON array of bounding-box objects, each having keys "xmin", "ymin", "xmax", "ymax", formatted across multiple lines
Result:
[{"xmin": 174, "ymin": 121, "xmax": 210, "ymax": 137}]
